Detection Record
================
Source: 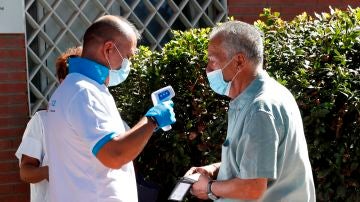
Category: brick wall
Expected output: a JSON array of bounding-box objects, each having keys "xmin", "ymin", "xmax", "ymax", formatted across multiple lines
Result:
[
  {"xmin": 0, "ymin": 34, "xmax": 29, "ymax": 201},
  {"xmin": 228, "ymin": 0, "xmax": 360, "ymax": 24}
]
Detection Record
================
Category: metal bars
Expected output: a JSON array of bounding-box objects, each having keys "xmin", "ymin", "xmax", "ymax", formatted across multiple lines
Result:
[{"xmin": 25, "ymin": 0, "xmax": 227, "ymax": 114}]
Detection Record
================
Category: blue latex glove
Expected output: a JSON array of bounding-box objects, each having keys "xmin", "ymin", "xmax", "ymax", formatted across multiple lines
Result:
[{"xmin": 145, "ymin": 100, "xmax": 176, "ymax": 128}]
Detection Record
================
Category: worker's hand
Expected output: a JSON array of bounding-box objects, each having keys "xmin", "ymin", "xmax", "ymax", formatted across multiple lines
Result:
[{"xmin": 145, "ymin": 100, "xmax": 176, "ymax": 128}]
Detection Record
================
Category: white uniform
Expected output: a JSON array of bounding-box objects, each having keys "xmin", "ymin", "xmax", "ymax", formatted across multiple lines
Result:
[
  {"xmin": 45, "ymin": 72, "xmax": 137, "ymax": 202},
  {"xmin": 15, "ymin": 110, "xmax": 49, "ymax": 202}
]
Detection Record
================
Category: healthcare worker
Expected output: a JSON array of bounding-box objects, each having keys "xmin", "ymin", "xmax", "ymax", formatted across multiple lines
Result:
[
  {"xmin": 185, "ymin": 21, "xmax": 315, "ymax": 201},
  {"xmin": 15, "ymin": 46, "xmax": 82, "ymax": 202},
  {"xmin": 45, "ymin": 15, "xmax": 176, "ymax": 201}
]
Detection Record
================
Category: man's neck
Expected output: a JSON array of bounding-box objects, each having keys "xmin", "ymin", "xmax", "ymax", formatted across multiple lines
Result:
[{"xmin": 229, "ymin": 66, "xmax": 262, "ymax": 99}]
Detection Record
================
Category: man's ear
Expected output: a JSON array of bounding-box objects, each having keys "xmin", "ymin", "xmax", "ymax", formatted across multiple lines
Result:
[
  {"xmin": 102, "ymin": 41, "xmax": 113, "ymax": 60},
  {"xmin": 235, "ymin": 53, "xmax": 246, "ymax": 70},
  {"xmin": 103, "ymin": 41, "xmax": 113, "ymax": 53}
]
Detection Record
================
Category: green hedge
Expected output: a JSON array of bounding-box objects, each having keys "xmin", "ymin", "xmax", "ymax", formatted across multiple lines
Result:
[
  {"xmin": 110, "ymin": 27, "xmax": 227, "ymax": 201},
  {"xmin": 256, "ymin": 7, "xmax": 360, "ymax": 201},
  {"xmin": 110, "ymin": 7, "xmax": 360, "ymax": 201}
]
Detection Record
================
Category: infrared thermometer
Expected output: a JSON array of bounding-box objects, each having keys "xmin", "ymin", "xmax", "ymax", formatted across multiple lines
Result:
[{"xmin": 151, "ymin": 86, "xmax": 175, "ymax": 131}]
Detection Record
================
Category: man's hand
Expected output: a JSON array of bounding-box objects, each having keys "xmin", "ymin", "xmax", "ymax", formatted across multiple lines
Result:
[
  {"xmin": 190, "ymin": 174, "xmax": 210, "ymax": 200},
  {"xmin": 185, "ymin": 163, "xmax": 220, "ymax": 179},
  {"xmin": 145, "ymin": 100, "xmax": 176, "ymax": 128}
]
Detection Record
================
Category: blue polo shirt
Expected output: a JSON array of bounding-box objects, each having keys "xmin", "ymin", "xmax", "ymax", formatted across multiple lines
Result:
[{"xmin": 216, "ymin": 70, "xmax": 315, "ymax": 202}]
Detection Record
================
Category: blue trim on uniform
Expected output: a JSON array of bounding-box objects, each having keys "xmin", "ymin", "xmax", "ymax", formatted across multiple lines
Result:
[
  {"xmin": 92, "ymin": 132, "xmax": 118, "ymax": 156},
  {"xmin": 68, "ymin": 57, "xmax": 109, "ymax": 85}
]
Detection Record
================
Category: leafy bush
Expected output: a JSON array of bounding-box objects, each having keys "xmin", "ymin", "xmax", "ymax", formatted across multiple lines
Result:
[
  {"xmin": 110, "ymin": 28, "xmax": 228, "ymax": 201},
  {"xmin": 111, "ymin": 6, "xmax": 360, "ymax": 201},
  {"xmin": 255, "ymin": 7, "xmax": 360, "ymax": 201}
]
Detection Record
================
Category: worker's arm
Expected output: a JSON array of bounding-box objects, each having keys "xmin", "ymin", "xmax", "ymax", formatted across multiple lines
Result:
[
  {"xmin": 96, "ymin": 116, "xmax": 157, "ymax": 169},
  {"xmin": 96, "ymin": 101, "xmax": 175, "ymax": 169},
  {"xmin": 19, "ymin": 155, "xmax": 48, "ymax": 183}
]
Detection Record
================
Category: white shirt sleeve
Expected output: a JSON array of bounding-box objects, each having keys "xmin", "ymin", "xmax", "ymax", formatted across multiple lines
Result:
[
  {"xmin": 15, "ymin": 111, "xmax": 45, "ymax": 164},
  {"xmin": 66, "ymin": 88, "xmax": 120, "ymax": 155},
  {"xmin": 123, "ymin": 121, "xmax": 130, "ymax": 131}
]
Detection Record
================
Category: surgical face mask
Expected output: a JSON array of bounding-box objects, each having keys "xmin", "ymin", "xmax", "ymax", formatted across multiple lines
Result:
[
  {"xmin": 206, "ymin": 69, "xmax": 232, "ymax": 96},
  {"xmin": 206, "ymin": 58, "xmax": 238, "ymax": 96},
  {"xmin": 106, "ymin": 43, "xmax": 132, "ymax": 86}
]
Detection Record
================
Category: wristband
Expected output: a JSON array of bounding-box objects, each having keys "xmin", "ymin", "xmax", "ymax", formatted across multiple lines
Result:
[{"xmin": 207, "ymin": 180, "xmax": 219, "ymax": 200}]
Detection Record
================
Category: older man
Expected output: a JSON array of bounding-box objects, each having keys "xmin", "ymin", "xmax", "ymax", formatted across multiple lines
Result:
[
  {"xmin": 46, "ymin": 15, "xmax": 175, "ymax": 201},
  {"xmin": 185, "ymin": 21, "xmax": 315, "ymax": 201}
]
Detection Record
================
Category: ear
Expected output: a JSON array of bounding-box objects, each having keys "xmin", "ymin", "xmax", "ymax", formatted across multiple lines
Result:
[
  {"xmin": 102, "ymin": 41, "xmax": 113, "ymax": 60},
  {"xmin": 103, "ymin": 41, "xmax": 113, "ymax": 53},
  {"xmin": 235, "ymin": 53, "xmax": 246, "ymax": 71}
]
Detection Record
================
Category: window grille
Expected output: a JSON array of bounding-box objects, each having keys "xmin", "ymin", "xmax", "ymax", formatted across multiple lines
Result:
[{"xmin": 25, "ymin": 0, "xmax": 227, "ymax": 114}]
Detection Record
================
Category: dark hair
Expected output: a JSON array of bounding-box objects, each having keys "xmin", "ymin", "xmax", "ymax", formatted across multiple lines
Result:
[{"xmin": 82, "ymin": 15, "xmax": 140, "ymax": 49}]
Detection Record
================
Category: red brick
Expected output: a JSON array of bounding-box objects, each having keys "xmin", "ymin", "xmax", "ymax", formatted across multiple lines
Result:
[
  {"xmin": 0, "ymin": 171, "xmax": 21, "ymax": 184},
  {"xmin": 0, "ymin": 60, "xmax": 26, "ymax": 71},
  {"xmin": 317, "ymin": 0, "xmax": 360, "ymax": 6},
  {"xmin": 0, "ymin": 36, "xmax": 25, "ymax": 49},
  {"xmin": 1, "ymin": 32, "xmax": 39, "ymax": 201},
  {"xmin": 231, "ymin": 15, "xmax": 261, "ymax": 24},
  {"xmin": 264, "ymin": 0, "xmax": 298, "ymax": 5},
  {"xmin": 0, "ymin": 83, "xmax": 27, "ymax": 94},
  {"xmin": 0, "ymin": 139, "xmax": 14, "ymax": 151},
  {"xmin": 229, "ymin": 6, "xmax": 265, "ymax": 16},
  {"xmin": 0, "ymin": 94, "xmax": 28, "ymax": 105},
  {"xmin": 232, "ymin": 0, "xmax": 287, "ymax": 5},
  {"xmin": 0, "ymin": 150, "xmax": 17, "ymax": 162},
  {"xmin": 0, "ymin": 127, "xmax": 26, "ymax": 138},
  {"xmin": 0, "ymin": 137, "xmax": 22, "ymax": 151},
  {"xmin": 0, "ymin": 161, "xmax": 19, "ymax": 173},
  {"xmin": 276, "ymin": 6, "xmax": 311, "ymax": 13},
  {"xmin": 0, "ymin": 117, "xmax": 29, "ymax": 128},
  {"xmin": 0, "ymin": 104, "xmax": 28, "ymax": 117},
  {"xmin": 228, "ymin": 0, "xmax": 267, "ymax": 6},
  {"xmin": 272, "ymin": 7, "xmax": 315, "ymax": 20},
  {"xmin": 0, "ymin": 72, "xmax": 27, "ymax": 82},
  {"xmin": 0, "ymin": 194, "xmax": 28, "ymax": 202},
  {"xmin": 0, "ymin": 183, "xmax": 28, "ymax": 195},
  {"xmin": 0, "ymin": 49, "xmax": 26, "ymax": 59},
  {"xmin": 228, "ymin": 0, "xmax": 360, "ymax": 22}
]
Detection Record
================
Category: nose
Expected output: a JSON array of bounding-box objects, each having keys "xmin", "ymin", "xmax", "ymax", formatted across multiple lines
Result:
[
  {"xmin": 205, "ymin": 66, "xmax": 210, "ymax": 74},
  {"xmin": 205, "ymin": 63, "xmax": 214, "ymax": 74}
]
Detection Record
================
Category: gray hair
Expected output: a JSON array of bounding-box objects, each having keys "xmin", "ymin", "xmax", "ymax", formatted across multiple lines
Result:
[{"xmin": 209, "ymin": 21, "xmax": 263, "ymax": 65}]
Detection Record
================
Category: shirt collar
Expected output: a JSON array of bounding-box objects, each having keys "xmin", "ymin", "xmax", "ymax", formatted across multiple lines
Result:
[
  {"xmin": 229, "ymin": 70, "xmax": 269, "ymax": 110},
  {"xmin": 68, "ymin": 57, "xmax": 109, "ymax": 85}
]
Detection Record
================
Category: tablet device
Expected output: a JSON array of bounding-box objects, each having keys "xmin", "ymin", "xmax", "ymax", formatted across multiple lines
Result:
[{"xmin": 168, "ymin": 173, "xmax": 201, "ymax": 201}]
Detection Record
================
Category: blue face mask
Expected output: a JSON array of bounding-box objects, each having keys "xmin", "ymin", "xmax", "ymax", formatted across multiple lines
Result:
[
  {"xmin": 206, "ymin": 69, "xmax": 232, "ymax": 96},
  {"xmin": 108, "ymin": 58, "xmax": 131, "ymax": 87},
  {"xmin": 206, "ymin": 58, "xmax": 236, "ymax": 96},
  {"xmin": 107, "ymin": 43, "xmax": 132, "ymax": 87}
]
